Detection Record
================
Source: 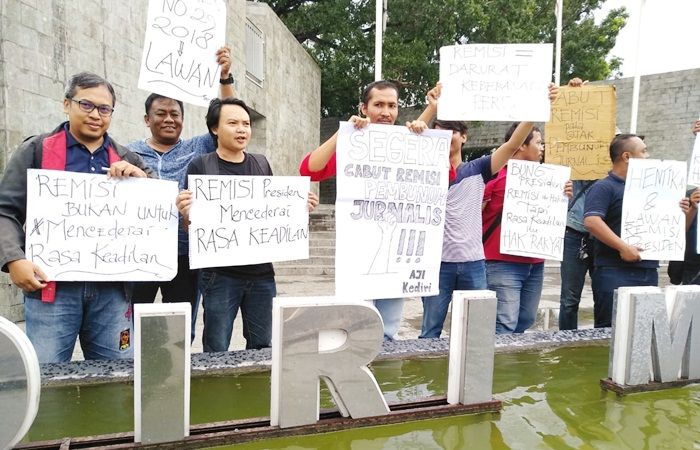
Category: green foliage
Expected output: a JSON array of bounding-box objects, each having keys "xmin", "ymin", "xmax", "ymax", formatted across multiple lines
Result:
[{"xmin": 262, "ymin": 0, "xmax": 628, "ymax": 117}]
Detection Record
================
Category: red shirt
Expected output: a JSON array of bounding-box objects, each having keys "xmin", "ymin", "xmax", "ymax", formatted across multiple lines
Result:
[
  {"xmin": 482, "ymin": 167, "xmax": 544, "ymax": 264},
  {"xmin": 298, "ymin": 152, "xmax": 337, "ymax": 181}
]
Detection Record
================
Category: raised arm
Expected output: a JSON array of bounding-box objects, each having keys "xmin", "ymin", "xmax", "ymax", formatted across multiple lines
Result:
[
  {"xmin": 216, "ymin": 46, "xmax": 235, "ymax": 98},
  {"xmin": 414, "ymin": 83, "xmax": 441, "ymax": 125},
  {"xmin": 488, "ymin": 84, "xmax": 559, "ymax": 174}
]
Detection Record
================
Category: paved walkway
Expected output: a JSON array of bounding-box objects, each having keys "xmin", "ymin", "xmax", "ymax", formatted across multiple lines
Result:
[
  {"xmin": 79, "ymin": 268, "xmax": 596, "ymax": 359},
  {"xmin": 18, "ymin": 265, "xmax": 668, "ymax": 360}
]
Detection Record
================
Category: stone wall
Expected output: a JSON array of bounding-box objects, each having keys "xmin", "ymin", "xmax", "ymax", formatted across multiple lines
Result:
[{"xmin": 0, "ymin": 0, "xmax": 321, "ymax": 320}]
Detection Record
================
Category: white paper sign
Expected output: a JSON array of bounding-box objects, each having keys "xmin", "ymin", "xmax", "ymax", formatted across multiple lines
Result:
[
  {"xmin": 138, "ymin": 0, "xmax": 227, "ymax": 107},
  {"xmin": 687, "ymin": 133, "xmax": 700, "ymax": 186},
  {"xmin": 500, "ymin": 160, "xmax": 571, "ymax": 260},
  {"xmin": 25, "ymin": 170, "xmax": 179, "ymax": 281},
  {"xmin": 335, "ymin": 122, "xmax": 450, "ymax": 299},
  {"xmin": 621, "ymin": 159, "xmax": 687, "ymax": 261},
  {"xmin": 438, "ymin": 44, "xmax": 553, "ymax": 122},
  {"xmin": 188, "ymin": 175, "xmax": 310, "ymax": 269}
]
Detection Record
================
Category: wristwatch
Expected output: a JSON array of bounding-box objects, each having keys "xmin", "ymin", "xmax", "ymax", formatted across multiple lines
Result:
[{"xmin": 220, "ymin": 74, "xmax": 234, "ymax": 85}]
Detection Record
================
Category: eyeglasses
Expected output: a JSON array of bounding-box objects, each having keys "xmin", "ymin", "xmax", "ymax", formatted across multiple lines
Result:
[{"xmin": 68, "ymin": 98, "xmax": 114, "ymax": 117}]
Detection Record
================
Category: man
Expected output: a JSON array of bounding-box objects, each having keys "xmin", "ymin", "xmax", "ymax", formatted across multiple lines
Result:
[
  {"xmin": 128, "ymin": 47, "xmax": 234, "ymax": 322},
  {"xmin": 482, "ymin": 124, "xmax": 553, "ymax": 334},
  {"xmin": 583, "ymin": 134, "xmax": 689, "ymax": 327},
  {"xmin": 299, "ymin": 80, "xmax": 432, "ymax": 340},
  {"xmin": 176, "ymin": 98, "xmax": 318, "ymax": 351},
  {"xmin": 557, "ymin": 78, "xmax": 597, "ymax": 331},
  {"xmin": 0, "ymin": 72, "xmax": 153, "ymax": 363},
  {"xmin": 419, "ymin": 84, "xmax": 558, "ymax": 338}
]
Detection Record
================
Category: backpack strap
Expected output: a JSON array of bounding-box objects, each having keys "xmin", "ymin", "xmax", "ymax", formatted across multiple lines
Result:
[{"xmin": 482, "ymin": 212, "xmax": 503, "ymax": 244}]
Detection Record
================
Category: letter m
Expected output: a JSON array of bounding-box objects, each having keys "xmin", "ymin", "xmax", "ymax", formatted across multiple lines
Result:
[{"xmin": 610, "ymin": 286, "xmax": 700, "ymax": 385}]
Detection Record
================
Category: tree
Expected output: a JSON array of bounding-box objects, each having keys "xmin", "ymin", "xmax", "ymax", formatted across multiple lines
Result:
[{"xmin": 262, "ymin": 0, "xmax": 628, "ymax": 117}]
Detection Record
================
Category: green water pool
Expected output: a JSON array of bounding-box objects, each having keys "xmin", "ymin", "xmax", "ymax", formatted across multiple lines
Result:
[{"xmin": 25, "ymin": 346, "xmax": 700, "ymax": 449}]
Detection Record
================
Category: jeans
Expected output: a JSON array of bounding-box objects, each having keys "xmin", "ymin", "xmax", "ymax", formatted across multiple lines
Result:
[
  {"xmin": 420, "ymin": 260, "xmax": 488, "ymax": 338},
  {"xmin": 199, "ymin": 270, "xmax": 275, "ymax": 351},
  {"xmin": 374, "ymin": 298, "xmax": 404, "ymax": 340},
  {"xmin": 486, "ymin": 261, "xmax": 544, "ymax": 334},
  {"xmin": 591, "ymin": 266, "xmax": 658, "ymax": 328},
  {"xmin": 559, "ymin": 231, "xmax": 594, "ymax": 330},
  {"xmin": 24, "ymin": 282, "xmax": 133, "ymax": 363},
  {"xmin": 132, "ymin": 254, "xmax": 199, "ymax": 341}
]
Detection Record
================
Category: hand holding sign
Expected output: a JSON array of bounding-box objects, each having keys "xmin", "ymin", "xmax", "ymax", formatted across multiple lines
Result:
[{"xmin": 138, "ymin": 0, "xmax": 227, "ymax": 107}]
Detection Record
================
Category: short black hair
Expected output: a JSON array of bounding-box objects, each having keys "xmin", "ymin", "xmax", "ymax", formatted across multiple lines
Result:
[
  {"xmin": 433, "ymin": 120, "xmax": 468, "ymax": 135},
  {"xmin": 64, "ymin": 72, "xmax": 116, "ymax": 106},
  {"xmin": 609, "ymin": 133, "xmax": 641, "ymax": 162},
  {"xmin": 145, "ymin": 93, "xmax": 184, "ymax": 116},
  {"xmin": 205, "ymin": 97, "xmax": 252, "ymax": 146},
  {"xmin": 504, "ymin": 122, "xmax": 541, "ymax": 146},
  {"xmin": 361, "ymin": 80, "xmax": 399, "ymax": 104}
]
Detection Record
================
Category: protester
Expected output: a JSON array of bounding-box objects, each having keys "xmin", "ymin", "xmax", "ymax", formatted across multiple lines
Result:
[
  {"xmin": 0, "ymin": 72, "xmax": 153, "ymax": 363},
  {"xmin": 671, "ymin": 121, "xmax": 700, "ymax": 285},
  {"xmin": 128, "ymin": 47, "xmax": 234, "ymax": 338},
  {"xmin": 583, "ymin": 134, "xmax": 690, "ymax": 327},
  {"xmin": 299, "ymin": 80, "xmax": 435, "ymax": 340},
  {"xmin": 482, "ymin": 123, "xmax": 573, "ymax": 334},
  {"xmin": 557, "ymin": 78, "xmax": 598, "ymax": 330},
  {"xmin": 419, "ymin": 84, "xmax": 559, "ymax": 338},
  {"xmin": 176, "ymin": 98, "xmax": 318, "ymax": 351}
]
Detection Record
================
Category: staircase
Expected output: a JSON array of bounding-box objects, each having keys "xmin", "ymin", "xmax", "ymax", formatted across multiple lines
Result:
[{"xmin": 274, "ymin": 205, "xmax": 336, "ymax": 276}]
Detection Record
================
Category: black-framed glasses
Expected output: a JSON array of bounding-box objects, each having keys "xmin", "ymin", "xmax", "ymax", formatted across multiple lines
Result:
[{"xmin": 68, "ymin": 98, "xmax": 114, "ymax": 116}]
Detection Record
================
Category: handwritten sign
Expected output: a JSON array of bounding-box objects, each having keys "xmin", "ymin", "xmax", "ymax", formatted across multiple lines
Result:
[
  {"xmin": 500, "ymin": 160, "xmax": 570, "ymax": 260},
  {"xmin": 188, "ymin": 176, "xmax": 310, "ymax": 269},
  {"xmin": 437, "ymin": 44, "xmax": 553, "ymax": 121},
  {"xmin": 25, "ymin": 170, "xmax": 179, "ymax": 281},
  {"xmin": 545, "ymin": 85, "xmax": 616, "ymax": 180},
  {"xmin": 687, "ymin": 130, "xmax": 700, "ymax": 186},
  {"xmin": 335, "ymin": 122, "xmax": 450, "ymax": 299},
  {"xmin": 621, "ymin": 159, "xmax": 687, "ymax": 261},
  {"xmin": 138, "ymin": 0, "xmax": 227, "ymax": 107}
]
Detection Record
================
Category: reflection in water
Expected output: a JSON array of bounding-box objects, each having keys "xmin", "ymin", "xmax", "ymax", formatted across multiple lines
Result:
[{"xmin": 23, "ymin": 346, "xmax": 700, "ymax": 449}]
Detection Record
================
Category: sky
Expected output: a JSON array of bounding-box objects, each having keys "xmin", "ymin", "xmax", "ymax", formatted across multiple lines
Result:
[{"xmin": 595, "ymin": 0, "xmax": 700, "ymax": 77}]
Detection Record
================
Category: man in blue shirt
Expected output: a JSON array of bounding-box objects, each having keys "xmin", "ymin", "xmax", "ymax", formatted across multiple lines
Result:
[
  {"xmin": 583, "ymin": 133, "xmax": 689, "ymax": 327},
  {"xmin": 0, "ymin": 72, "xmax": 152, "ymax": 362},
  {"xmin": 128, "ymin": 47, "xmax": 235, "ymax": 323}
]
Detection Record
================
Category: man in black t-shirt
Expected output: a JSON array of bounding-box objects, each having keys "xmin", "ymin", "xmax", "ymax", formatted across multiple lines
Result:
[{"xmin": 176, "ymin": 98, "xmax": 318, "ymax": 350}]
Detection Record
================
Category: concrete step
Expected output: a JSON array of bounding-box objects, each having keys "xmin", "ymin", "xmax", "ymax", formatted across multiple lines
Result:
[
  {"xmin": 308, "ymin": 246, "xmax": 335, "ymax": 257},
  {"xmin": 276, "ymin": 256, "xmax": 335, "ymax": 267},
  {"xmin": 274, "ymin": 265, "xmax": 335, "ymax": 276}
]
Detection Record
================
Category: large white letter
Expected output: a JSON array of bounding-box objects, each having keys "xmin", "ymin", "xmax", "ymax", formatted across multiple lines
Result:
[
  {"xmin": 447, "ymin": 290, "xmax": 497, "ymax": 405},
  {"xmin": 0, "ymin": 316, "xmax": 41, "ymax": 449},
  {"xmin": 134, "ymin": 303, "xmax": 191, "ymax": 444},
  {"xmin": 270, "ymin": 297, "xmax": 389, "ymax": 428}
]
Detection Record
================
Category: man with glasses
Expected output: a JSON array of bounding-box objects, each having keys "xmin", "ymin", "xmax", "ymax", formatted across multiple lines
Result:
[
  {"xmin": 0, "ymin": 72, "xmax": 153, "ymax": 363},
  {"xmin": 127, "ymin": 47, "xmax": 234, "ymax": 331}
]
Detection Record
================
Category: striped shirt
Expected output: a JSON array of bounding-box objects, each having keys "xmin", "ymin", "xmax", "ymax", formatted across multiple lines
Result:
[{"xmin": 442, "ymin": 155, "xmax": 493, "ymax": 262}]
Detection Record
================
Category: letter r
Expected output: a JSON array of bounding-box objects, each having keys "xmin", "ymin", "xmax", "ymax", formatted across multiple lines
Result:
[{"xmin": 270, "ymin": 298, "xmax": 389, "ymax": 428}]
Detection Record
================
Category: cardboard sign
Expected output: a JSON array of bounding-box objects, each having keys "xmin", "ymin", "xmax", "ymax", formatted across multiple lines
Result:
[
  {"xmin": 500, "ymin": 160, "xmax": 571, "ymax": 260},
  {"xmin": 25, "ymin": 170, "xmax": 179, "ymax": 281},
  {"xmin": 438, "ymin": 44, "xmax": 553, "ymax": 121},
  {"xmin": 188, "ymin": 175, "xmax": 310, "ymax": 269},
  {"xmin": 545, "ymin": 85, "xmax": 616, "ymax": 180},
  {"xmin": 138, "ymin": 0, "xmax": 227, "ymax": 107},
  {"xmin": 621, "ymin": 159, "xmax": 687, "ymax": 261},
  {"xmin": 335, "ymin": 122, "xmax": 450, "ymax": 299}
]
